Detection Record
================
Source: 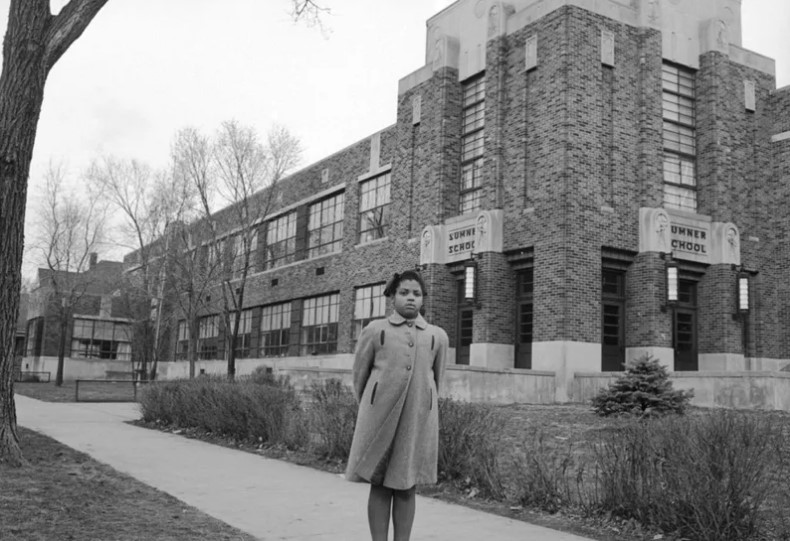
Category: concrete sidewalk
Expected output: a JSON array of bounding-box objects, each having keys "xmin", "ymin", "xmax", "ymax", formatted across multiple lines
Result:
[{"xmin": 16, "ymin": 395, "xmax": 594, "ymax": 541}]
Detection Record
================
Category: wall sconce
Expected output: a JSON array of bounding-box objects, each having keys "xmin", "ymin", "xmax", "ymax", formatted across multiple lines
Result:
[
  {"xmin": 662, "ymin": 257, "xmax": 678, "ymax": 312},
  {"xmin": 737, "ymin": 272, "xmax": 750, "ymax": 313},
  {"xmin": 464, "ymin": 259, "xmax": 477, "ymax": 305}
]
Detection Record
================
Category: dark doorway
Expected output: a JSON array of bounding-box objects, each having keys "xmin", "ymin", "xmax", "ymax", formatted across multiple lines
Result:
[
  {"xmin": 673, "ymin": 279, "xmax": 698, "ymax": 371},
  {"xmin": 456, "ymin": 280, "xmax": 473, "ymax": 365},
  {"xmin": 601, "ymin": 270, "xmax": 626, "ymax": 371},
  {"xmin": 514, "ymin": 268, "xmax": 533, "ymax": 369}
]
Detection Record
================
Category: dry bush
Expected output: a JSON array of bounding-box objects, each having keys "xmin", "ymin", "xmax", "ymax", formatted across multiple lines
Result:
[
  {"xmin": 138, "ymin": 376, "xmax": 306, "ymax": 448},
  {"xmin": 438, "ymin": 398, "xmax": 506, "ymax": 499},
  {"xmin": 307, "ymin": 379, "xmax": 357, "ymax": 460},
  {"xmin": 590, "ymin": 410, "xmax": 784, "ymax": 541}
]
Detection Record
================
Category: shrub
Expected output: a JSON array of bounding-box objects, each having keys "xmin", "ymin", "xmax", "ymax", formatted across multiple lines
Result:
[
  {"xmin": 511, "ymin": 432, "xmax": 578, "ymax": 513},
  {"xmin": 591, "ymin": 354, "xmax": 693, "ymax": 417},
  {"xmin": 138, "ymin": 377, "xmax": 307, "ymax": 449},
  {"xmin": 438, "ymin": 398, "xmax": 505, "ymax": 499},
  {"xmin": 307, "ymin": 379, "xmax": 357, "ymax": 460},
  {"xmin": 590, "ymin": 410, "xmax": 784, "ymax": 541}
]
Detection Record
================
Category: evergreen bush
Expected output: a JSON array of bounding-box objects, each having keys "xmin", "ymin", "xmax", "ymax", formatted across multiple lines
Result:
[{"xmin": 591, "ymin": 354, "xmax": 693, "ymax": 417}]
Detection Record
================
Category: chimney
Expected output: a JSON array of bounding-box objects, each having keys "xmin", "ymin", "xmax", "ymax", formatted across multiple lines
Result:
[{"xmin": 89, "ymin": 253, "xmax": 98, "ymax": 268}]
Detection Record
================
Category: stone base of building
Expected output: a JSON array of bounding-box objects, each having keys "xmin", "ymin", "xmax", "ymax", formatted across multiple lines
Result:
[
  {"xmin": 532, "ymin": 341, "xmax": 601, "ymax": 402},
  {"xmin": 469, "ymin": 343, "xmax": 515, "ymax": 370},
  {"xmin": 625, "ymin": 347, "xmax": 674, "ymax": 370}
]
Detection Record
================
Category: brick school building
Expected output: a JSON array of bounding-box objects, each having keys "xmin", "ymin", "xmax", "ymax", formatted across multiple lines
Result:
[{"xmin": 136, "ymin": 0, "xmax": 790, "ymax": 403}]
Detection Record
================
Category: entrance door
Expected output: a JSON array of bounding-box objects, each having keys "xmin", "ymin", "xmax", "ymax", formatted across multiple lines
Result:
[
  {"xmin": 514, "ymin": 269, "xmax": 533, "ymax": 369},
  {"xmin": 456, "ymin": 281, "xmax": 473, "ymax": 365},
  {"xmin": 601, "ymin": 270, "xmax": 626, "ymax": 371},
  {"xmin": 673, "ymin": 280, "xmax": 698, "ymax": 371},
  {"xmin": 602, "ymin": 302, "xmax": 625, "ymax": 371}
]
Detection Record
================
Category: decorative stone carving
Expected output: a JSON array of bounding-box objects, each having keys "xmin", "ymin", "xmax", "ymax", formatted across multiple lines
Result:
[
  {"xmin": 432, "ymin": 38, "xmax": 445, "ymax": 70},
  {"xmin": 639, "ymin": 207, "xmax": 671, "ymax": 253},
  {"xmin": 525, "ymin": 34, "xmax": 537, "ymax": 71},
  {"xmin": 717, "ymin": 19, "xmax": 728, "ymax": 49},
  {"xmin": 710, "ymin": 222, "xmax": 741, "ymax": 265},
  {"xmin": 419, "ymin": 225, "xmax": 444, "ymax": 265},
  {"xmin": 412, "ymin": 94, "xmax": 422, "ymax": 125},
  {"xmin": 472, "ymin": 210, "xmax": 503, "ymax": 254},
  {"xmin": 488, "ymin": 4, "xmax": 500, "ymax": 38},
  {"xmin": 744, "ymin": 80, "xmax": 756, "ymax": 111},
  {"xmin": 475, "ymin": 213, "xmax": 488, "ymax": 251},
  {"xmin": 601, "ymin": 30, "xmax": 614, "ymax": 67}
]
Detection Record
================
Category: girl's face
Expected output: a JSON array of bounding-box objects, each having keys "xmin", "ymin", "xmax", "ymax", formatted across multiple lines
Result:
[{"xmin": 392, "ymin": 279, "xmax": 424, "ymax": 320}]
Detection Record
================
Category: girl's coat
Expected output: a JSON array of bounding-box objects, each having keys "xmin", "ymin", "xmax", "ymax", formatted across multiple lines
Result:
[{"xmin": 345, "ymin": 312, "xmax": 448, "ymax": 490}]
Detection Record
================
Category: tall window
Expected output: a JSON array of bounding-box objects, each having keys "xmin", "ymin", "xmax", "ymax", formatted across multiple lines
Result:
[
  {"xmin": 308, "ymin": 192, "xmax": 345, "ymax": 258},
  {"xmin": 206, "ymin": 239, "xmax": 224, "ymax": 272},
  {"xmin": 358, "ymin": 173, "xmax": 391, "ymax": 243},
  {"xmin": 198, "ymin": 314, "xmax": 220, "ymax": 360},
  {"xmin": 71, "ymin": 318, "xmax": 132, "ymax": 361},
  {"xmin": 662, "ymin": 63, "xmax": 697, "ymax": 212},
  {"xmin": 301, "ymin": 293, "xmax": 339, "ymax": 355},
  {"xmin": 352, "ymin": 283, "xmax": 386, "ymax": 345},
  {"xmin": 460, "ymin": 73, "xmax": 485, "ymax": 214},
  {"xmin": 265, "ymin": 211, "xmax": 297, "ymax": 269},
  {"xmin": 232, "ymin": 232, "xmax": 258, "ymax": 278},
  {"xmin": 176, "ymin": 320, "xmax": 188, "ymax": 360},
  {"xmin": 26, "ymin": 317, "xmax": 42, "ymax": 357},
  {"xmin": 260, "ymin": 302, "xmax": 291, "ymax": 357},
  {"xmin": 234, "ymin": 309, "xmax": 253, "ymax": 359},
  {"xmin": 515, "ymin": 269, "xmax": 533, "ymax": 369}
]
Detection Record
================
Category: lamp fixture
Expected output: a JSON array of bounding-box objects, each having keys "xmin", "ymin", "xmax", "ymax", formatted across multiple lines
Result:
[
  {"xmin": 661, "ymin": 253, "xmax": 679, "ymax": 312},
  {"xmin": 464, "ymin": 259, "xmax": 476, "ymax": 303},
  {"xmin": 737, "ymin": 272, "xmax": 750, "ymax": 313}
]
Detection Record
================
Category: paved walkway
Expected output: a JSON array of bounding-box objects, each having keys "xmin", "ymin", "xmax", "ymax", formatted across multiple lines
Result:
[{"xmin": 16, "ymin": 395, "xmax": 593, "ymax": 541}]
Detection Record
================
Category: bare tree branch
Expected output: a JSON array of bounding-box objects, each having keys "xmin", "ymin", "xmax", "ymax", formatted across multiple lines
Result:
[{"xmin": 44, "ymin": 0, "xmax": 111, "ymax": 71}]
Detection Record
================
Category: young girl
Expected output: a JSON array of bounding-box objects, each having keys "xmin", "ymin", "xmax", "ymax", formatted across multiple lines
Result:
[{"xmin": 346, "ymin": 270, "xmax": 448, "ymax": 541}]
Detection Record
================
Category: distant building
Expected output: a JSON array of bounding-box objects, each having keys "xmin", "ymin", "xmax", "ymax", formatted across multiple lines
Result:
[
  {"xmin": 23, "ymin": 255, "xmax": 133, "ymax": 378},
  {"xmin": 130, "ymin": 0, "xmax": 789, "ymax": 402}
]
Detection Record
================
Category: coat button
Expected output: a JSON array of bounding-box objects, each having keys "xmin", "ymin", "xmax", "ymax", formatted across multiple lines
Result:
[
  {"xmin": 407, "ymin": 321, "xmax": 413, "ymax": 327},
  {"xmin": 407, "ymin": 365, "xmax": 412, "ymax": 371},
  {"xmin": 408, "ymin": 341, "xmax": 414, "ymax": 347}
]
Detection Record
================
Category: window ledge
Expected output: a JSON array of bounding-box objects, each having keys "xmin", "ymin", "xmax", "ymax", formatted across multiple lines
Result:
[{"xmin": 355, "ymin": 236, "xmax": 389, "ymax": 249}]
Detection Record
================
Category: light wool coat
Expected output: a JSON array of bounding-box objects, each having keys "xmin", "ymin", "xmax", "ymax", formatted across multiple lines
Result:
[{"xmin": 345, "ymin": 312, "xmax": 448, "ymax": 490}]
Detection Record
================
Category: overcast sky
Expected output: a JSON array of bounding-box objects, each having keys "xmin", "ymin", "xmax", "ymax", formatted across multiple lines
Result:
[{"xmin": 1, "ymin": 0, "xmax": 787, "ymax": 276}]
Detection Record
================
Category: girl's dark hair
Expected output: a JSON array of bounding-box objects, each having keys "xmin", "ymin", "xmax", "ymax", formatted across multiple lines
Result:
[{"xmin": 384, "ymin": 270, "xmax": 427, "ymax": 298}]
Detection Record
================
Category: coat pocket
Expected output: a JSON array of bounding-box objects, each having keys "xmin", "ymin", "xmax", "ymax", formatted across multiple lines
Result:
[
  {"xmin": 429, "ymin": 388, "xmax": 432, "ymax": 410},
  {"xmin": 370, "ymin": 381, "xmax": 378, "ymax": 405}
]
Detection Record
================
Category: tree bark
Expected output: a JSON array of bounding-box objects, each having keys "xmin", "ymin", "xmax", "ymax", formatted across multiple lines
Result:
[{"xmin": 0, "ymin": 0, "xmax": 110, "ymax": 465}]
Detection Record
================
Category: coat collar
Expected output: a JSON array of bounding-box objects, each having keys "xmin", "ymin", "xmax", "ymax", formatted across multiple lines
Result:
[{"xmin": 388, "ymin": 312, "xmax": 428, "ymax": 330}]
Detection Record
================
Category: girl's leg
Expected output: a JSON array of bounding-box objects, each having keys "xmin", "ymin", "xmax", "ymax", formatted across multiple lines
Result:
[
  {"xmin": 391, "ymin": 486, "xmax": 416, "ymax": 541},
  {"xmin": 368, "ymin": 484, "xmax": 393, "ymax": 541}
]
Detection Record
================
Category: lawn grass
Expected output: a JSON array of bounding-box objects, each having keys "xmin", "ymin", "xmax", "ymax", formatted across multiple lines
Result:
[
  {"xmin": 0, "ymin": 427, "xmax": 256, "ymax": 541},
  {"xmin": 15, "ymin": 380, "xmax": 146, "ymax": 403}
]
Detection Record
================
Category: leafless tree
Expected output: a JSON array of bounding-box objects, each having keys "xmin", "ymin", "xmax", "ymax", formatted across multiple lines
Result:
[
  {"xmin": 89, "ymin": 157, "xmax": 195, "ymax": 380},
  {"xmin": 0, "ymin": 0, "xmax": 326, "ymax": 467},
  {"xmin": 33, "ymin": 161, "xmax": 108, "ymax": 386},
  {"xmin": 167, "ymin": 127, "xmax": 221, "ymax": 379},
  {"xmin": 210, "ymin": 121, "xmax": 302, "ymax": 380}
]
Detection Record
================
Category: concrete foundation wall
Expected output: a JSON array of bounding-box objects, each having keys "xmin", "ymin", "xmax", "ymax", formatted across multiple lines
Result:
[
  {"xmin": 22, "ymin": 356, "xmax": 134, "ymax": 380},
  {"xmin": 574, "ymin": 371, "xmax": 790, "ymax": 410}
]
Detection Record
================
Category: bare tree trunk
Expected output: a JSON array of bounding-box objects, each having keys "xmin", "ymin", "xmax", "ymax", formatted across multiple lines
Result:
[
  {"xmin": 0, "ymin": 2, "xmax": 49, "ymax": 466},
  {"xmin": 55, "ymin": 313, "xmax": 68, "ymax": 386},
  {"xmin": 0, "ymin": 0, "xmax": 110, "ymax": 464}
]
